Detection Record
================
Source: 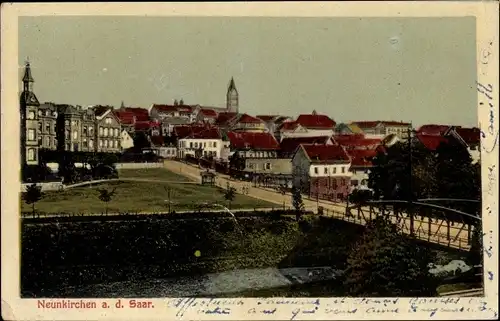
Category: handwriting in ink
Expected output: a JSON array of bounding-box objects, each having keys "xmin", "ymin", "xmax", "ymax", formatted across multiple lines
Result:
[
  {"xmin": 477, "ymin": 83, "xmax": 498, "ymax": 154},
  {"xmin": 484, "ymin": 246, "xmax": 493, "ymax": 258},
  {"xmin": 355, "ymin": 298, "xmax": 399, "ymax": 306},
  {"xmin": 365, "ymin": 307, "xmax": 399, "ymax": 314},
  {"xmin": 202, "ymin": 307, "xmax": 231, "ymax": 315},
  {"xmin": 248, "ymin": 307, "xmax": 277, "ymax": 315},
  {"xmin": 488, "ymin": 271, "xmax": 494, "ymax": 280},
  {"xmin": 324, "ymin": 307, "xmax": 358, "ymax": 315},
  {"xmin": 290, "ymin": 307, "xmax": 320, "ymax": 320},
  {"xmin": 487, "ymin": 165, "xmax": 497, "ymax": 196}
]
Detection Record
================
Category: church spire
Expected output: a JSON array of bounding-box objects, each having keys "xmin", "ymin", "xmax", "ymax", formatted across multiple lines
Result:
[
  {"xmin": 226, "ymin": 77, "xmax": 239, "ymax": 112},
  {"xmin": 23, "ymin": 60, "xmax": 35, "ymax": 88}
]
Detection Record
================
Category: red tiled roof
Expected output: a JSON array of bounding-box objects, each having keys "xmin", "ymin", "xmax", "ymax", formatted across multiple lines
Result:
[
  {"xmin": 300, "ymin": 144, "xmax": 350, "ymax": 163},
  {"xmin": 174, "ymin": 124, "xmax": 220, "ymax": 139},
  {"xmin": 279, "ymin": 136, "xmax": 331, "ymax": 155},
  {"xmin": 135, "ymin": 121, "xmax": 161, "ymax": 131},
  {"xmin": 113, "ymin": 111, "xmax": 136, "ymax": 125},
  {"xmin": 296, "ymin": 114, "xmax": 336, "ymax": 129},
  {"xmin": 416, "ymin": 134, "xmax": 449, "ymax": 151},
  {"xmin": 334, "ymin": 134, "xmax": 382, "ymax": 149},
  {"xmin": 454, "ymin": 127, "xmax": 480, "ymax": 146},
  {"xmin": 417, "ymin": 124, "xmax": 451, "ymax": 136},
  {"xmin": 215, "ymin": 112, "xmax": 238, "ymax": 126},
  {"xmin": 200, "ymin": 108, "xmax": 218, "ymax": 117},
  {"xmin": 121, "ymin": 107, "xmax": 150, "ymax": 121},
  {"xmin": 227, "ymin": 131, "xmax": 279, "ymax": 150},
  {"xmin": 347, "ymin": 149, "xmax": 378, "ymax": 167},
  {"xmin": 279, "ymin": 121, "xmax": 299, "ymax": 131},
  {"xmin": 237, "ymin": 114, "xmax": 264, "ymax": 124}
]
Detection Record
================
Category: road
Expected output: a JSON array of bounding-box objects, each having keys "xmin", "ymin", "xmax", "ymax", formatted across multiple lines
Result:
[{"xmin": 163, "ymin": 160, "xmax": 472, "ymax": 251}]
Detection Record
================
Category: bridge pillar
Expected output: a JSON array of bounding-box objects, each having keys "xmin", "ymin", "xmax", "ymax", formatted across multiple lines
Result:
[{"xmin": 446, "ymin": 220, "xmax": 451, "ymax": 241}]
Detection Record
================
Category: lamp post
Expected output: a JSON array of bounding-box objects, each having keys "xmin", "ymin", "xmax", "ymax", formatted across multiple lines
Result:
[{"xmin": 408, "ymin": 126, "xmax": 415, "ymax": 236}]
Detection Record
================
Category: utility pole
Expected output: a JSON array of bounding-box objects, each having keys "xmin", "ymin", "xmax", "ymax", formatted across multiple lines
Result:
[{"xmin": 408, "ymin": 126, "xmax": 414, "ymax": 236}]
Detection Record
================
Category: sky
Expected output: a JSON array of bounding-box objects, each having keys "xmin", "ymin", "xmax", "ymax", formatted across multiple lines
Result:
[{"xmin": 19, "ymin": 16, "xmax": 477, "ymax": 127}]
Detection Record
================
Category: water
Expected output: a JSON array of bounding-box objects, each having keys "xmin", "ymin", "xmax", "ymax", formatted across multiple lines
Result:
[{"xmin": 48, "ymin": 267, "xmax": 342, "ymax": 298}]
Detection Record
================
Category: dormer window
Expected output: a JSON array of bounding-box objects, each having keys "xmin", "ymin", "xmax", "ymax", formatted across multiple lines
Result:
[{"xmin": 38, "ymin": 110, "xmax": 43, "ymax": 116}]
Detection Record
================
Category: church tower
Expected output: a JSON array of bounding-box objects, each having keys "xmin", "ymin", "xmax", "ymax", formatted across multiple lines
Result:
[
  {"xmin": 20, "ymin": 61, "xmax": 40, "ymax": 166},
  {"xmin": 226, "ymin": 77, "xmax": 239, "ymax": 113}
]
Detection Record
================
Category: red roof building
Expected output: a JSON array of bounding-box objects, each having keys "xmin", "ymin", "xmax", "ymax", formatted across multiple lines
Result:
[
  {"xmin": 416, "ymin": 133, "xmax": 449, "ymax": 151},
  {"xmin": 237, "ymin": 114, "xmax": 263, "ymax": 124},
  {"xmin": 347, "ymin": 149, "xmax": 379, "ymax": 167},
  {"xmin": 451, "ymin": 126, "xmax": 481, "ymax": 146},
  {"xmin": 227, "ymin": 131, "xmax": 279, "ymax": 151},
  {"xmin": 416, "ymin": 124, "xmax": 451, "ymax": 136},
  {"xmin": 279, "ymin": 136, "xmax": 332, "ymax": 157},
  {"xmin": 215, "ymin": 112, "xmax": 238, "ymax": 127},
  {"xmin": 299, "ymin": 144, "xmax": 350, "ymax": 164},
  {"xmin": 113, "ymin": 110, "xmax": 136, "ymax": 125},
  {"xmin": 120, "ymin": 107, "xmax": 150, "ymax": 122},
  {"xmin": 296, "ymin": 112, "xmax": 336, "ymax": 129},
  {"xmin": 333, "ymin": 134, "xmax": 382, "ymax": 150}
]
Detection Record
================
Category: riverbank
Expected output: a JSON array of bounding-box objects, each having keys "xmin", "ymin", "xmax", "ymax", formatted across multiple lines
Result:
[{"xmin": 21, "ymin": 214, "xmax": 467, "ymax": 297}]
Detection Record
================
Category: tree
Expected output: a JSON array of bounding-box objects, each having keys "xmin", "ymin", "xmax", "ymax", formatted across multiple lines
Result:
[
  {"xmin": 223, "ymin": 185, "xmax": 236, "ymax": 209},
  {"xmin": 96, "ymin": 188, "xmax": 117, "ymax": 215},
  {"xmin": 133, "ymin": 131, "xmax": 151, "ymax": 150},
  {"xmin": 468, "ymin": 223, "xmax": 483, "ymax": 266},
  {"xmin": 229, "ymin": 153, "xmax": 246, "ymax": 171},
  {"xmin": 343, "ymin": 216, "xmax": 437, "ymax": 296},
  {"xmin": 23, "ymin": 184, "xmax": 43, "ymax": 217},
  {"xmin": 292, "ymin": 185, "xmax": 305, "ymax": 221}
]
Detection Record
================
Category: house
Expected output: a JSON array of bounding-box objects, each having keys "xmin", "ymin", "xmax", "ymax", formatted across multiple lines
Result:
[
  {"xmin": 113, "ymin": 110, "xmax": 137, "ymax": 133},
  {"xmin": 256, "ymin": 115, "xmax": 294, "ymax": 136},
  {"xmin": 347, "ymin": 149, "xmax": 379, "ymax": 191},
  {"xmin": 230, "ymin": 113, "xmax": 268, "ymax": 132},
  {"xmin": 37, "ymin": 103, "xmax": 58, "ymax": 150},
  {"xmin": 93, "ymin": 106, "xmax": 122, "ymax": 153},
  {"xmin": 120, "ymin": 129, "xmax": 134, "ymax": 150},
  {"xmin": 279, "ymin": 111, "xmax": 336, "ymax": 141},
  {"xmin": 214, "ymin": 112, "xmax": 239, "ymax": 133},
  {"xmin": 445, "ymin": 126, "xmax": 481, "ymax": 163},
  {"xmin": 279, "ymin": 136, "xmax": 333, "ymax": 158},
  {"xmin": 176, "ymin": 125, "xmax": 224, "ymax": 160},
  {"xmin": 195, "ymin": 108, "xmax": 219, "ymax": 124},
  {"xmin": 227, "ymin": 131, "xmax": 280, "ymax": 159},
  {"xmin": 416, "ymin": 133, "xmax": 449, "ymax": 151},
  {"xmin": 135, "ymin": 120, "xmax": 161, "ymax": 136},
  {"xmin": 292, "ymin": 144, "xmax": 352, "ymax": 202},
  {"xmin": 146, "ymin": 135, "xmax": 177, "ymax": 158},
  {"xmin": 56, "ymin": 104, "xmax": 97, "ymax": 152},
  {"xmin": 416, "ymin": 124, "xmax": 451, "ymax": 136},
  {"xmin": 333, "ymin": 134, "xmax": 382, "ymax": 151},
  {"xmin": 335, "ymin": 123, "xmax": 364, "ymax": 135},
  {"xmin": 351, "ymin": 121, "xmax": 411, "ymax": 140}
]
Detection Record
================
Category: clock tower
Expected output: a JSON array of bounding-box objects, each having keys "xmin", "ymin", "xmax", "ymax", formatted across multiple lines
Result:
[{"xmin": 20, "ymin": 61, "xmax": 40, "ymax": 167}]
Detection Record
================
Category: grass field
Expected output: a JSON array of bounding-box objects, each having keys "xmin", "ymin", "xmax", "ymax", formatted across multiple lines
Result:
[
  {"xmin": 21, "ymin": 180, "xmax": 278, "ymax": 214},
  {"xmin": 117, "ymin": 167, "xmax": 193, "ymax": 182}
]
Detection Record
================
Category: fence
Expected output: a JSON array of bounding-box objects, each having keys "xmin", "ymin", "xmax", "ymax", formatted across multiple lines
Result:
[
  {"xmin": 21, "ymin": 181, "xmax": 63, "ymax": 193},
  {"xmin": 114, "ymin": 162, "xmax": 164, "ymax": 169}
]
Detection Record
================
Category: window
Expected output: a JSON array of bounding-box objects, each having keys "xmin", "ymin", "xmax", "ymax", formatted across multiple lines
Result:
[
  {"xmin": 73, "ymin": 143, "xmax": 79, "ymax": 152},
  {"xmin": 72, "ymin": 131, "xmax": 78, "ymax": 140},
  {"xmin": 28, "ymin": 129, "xmax": 35, "ymax": 141},
  {"xmin": 213, "ymin": 142, "xmax": 217, "ymax": 148},
  {"xmin": 104, "ymin": 140, "xmax": 108, "ymax": 148},
  {"xmin": 45, "ymin": 123, "xmax": 50, "ymax": 133},
  {"xmin": 27, "ymin": 148, "xmax": 36, "ymax": 161},
  {"xmin": 324, "ymin": 167, "xmax": 328, "ymax": 174},
  {"xmin": 28, "ymin": 111, "xmax": 35, "ymax": 119},
  {"xmin": 194, "ymin": 142, "xmax": 198, "ymax": 148},
  {"xmin": 190, "ymin": 142, "xmax": 193, "ymax": 148},
  {"xmin": 341, "ymin": 166, "xmax": 345, "ymax": 173},
  {"xmin": 99, "ymin": 127, "xmax": 103, "ymax": 136},
  {"xmin": 333, "ymin": 167, "xmax": 337, "ymax": 174},
  {"xmin": 89, "ymin": 127, "xmax": 94, "ymax": 136},
  {"xmin": 83, "ymin": 126, "xmax": 88, "ymax": 136},
  {"xmin": 38, "ymin": 110, "xmax": 43, "ymax": 116},
  {"xmin": 45, "ymin": 136, "xmax": 50, "ymax": 147},
  {"xmin": 83, "ymin": 138, "xmax": 88, "ymax": 148},
  {"xmin": 105, "ymin": 117, "xmax": 112, "ymax": 124},
  {"xmin": 71, "ymin": 120, "xmax": 76, "ymax": 126},
  {"xmin": 38, "ymin": 122, "xmax": 42, "ymax": 131},
  {"xmin": 99, "ymin": 140, "xmax": 103, "ymax": 147},
  {"xmin": 104, "ymin": 128, "xmax": 108, "ymax": 136},
  {"xmin": 265, "ymin": 163, "xmax": 271, "ymax": 170},
  {"xmin": 115, "ymin": 128, "xmax": 119, "ymax": 136},
  {"xmin": 314, "ymin": 167, "xmax": 318, "ymax": 174},
  {"xmin": 89, "ymin": 139, "xmax": 94, "ymax": 148}
]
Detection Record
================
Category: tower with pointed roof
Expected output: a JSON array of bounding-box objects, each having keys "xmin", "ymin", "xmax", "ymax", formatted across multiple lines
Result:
[
  {"xmin": 20, "ymin": 61, "xmax": 40, "ymax": 167},
  {"xmin": 226, "ymin": 77, "xmax": 239, "ymax": 113}
]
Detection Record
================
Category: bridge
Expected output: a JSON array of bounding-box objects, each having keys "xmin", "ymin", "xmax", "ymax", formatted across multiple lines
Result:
[{"xmin": 319, "ymin": 198, "xmax": 481, "ymax": 252}]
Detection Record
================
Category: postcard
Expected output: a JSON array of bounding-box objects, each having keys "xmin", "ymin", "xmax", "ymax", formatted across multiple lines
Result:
[{"xmin": 1, "ymin": 2, "xmax": 498, "ymax": 320}]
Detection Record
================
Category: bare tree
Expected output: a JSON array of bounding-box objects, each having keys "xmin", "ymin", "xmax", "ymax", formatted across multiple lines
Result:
[{"xmin": 97, "ymin": 187, "xmax": 117, "ymax": 215}]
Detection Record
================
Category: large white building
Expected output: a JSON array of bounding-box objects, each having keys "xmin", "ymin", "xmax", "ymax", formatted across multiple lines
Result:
[{"xmin": 175, "ymin": 126, "xmax": 224, "ymax": 160}]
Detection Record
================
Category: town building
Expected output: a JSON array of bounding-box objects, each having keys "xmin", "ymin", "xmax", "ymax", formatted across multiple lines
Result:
[
  {"xmin": 55, "ymin": 104, "xmax": 95, "ymax": 152},
  {"xmin": 20, "ymin": 62, "xmax": 40, "ymax": 165},
  {"xmin": 93, "ymin": 106, "xmax": 122, "ymax": 153},
  {"xmin": 416, "ymin": 124, "xmax": 451, "ymax": 136},
  {"xmin": 278, "ymin": 111, "xmax": 336, "ymax": 141},
  {"xmin": 351, "ymin": 121, "xmax": 412, "ymax": 140},
  {"xmin": 227, "ymin": 131, "xmax": 280, "ymax": 159},
  {"xmin": 292, "ymin": 144, "xmax": 352, "ymax": 202},
  {"xmin": 176, "ymin": 125, "xmax": 224, "ymax": 160},
  {"xmin": 230, "ymin": 114, "xmax": 268, "ymax": 132},
  {"xmin": 145, "ymin": 136, "xmax": 177, "ymax": 158},
  {"xmin": 256, "ymin": 115, "xmax": 294, "ymax": 136},
  {"xmin": 335, "ymin": 123, "xmax": 364, "ymax": 135},
  {"xmin": 226, "ymin": 77, "xmax": 239, "ymax": 113},
  {"xmin": 120, "ymin": 129, "xmax": 134, "ymax": 151},
  {"xmin": 279, "ymin": 136, "xmax": 333, "ymax": 159},
  {"xmin": 37, "ymin": 103, "xmax": 58, "ymax": 151},
  {"xmin": 445, "ymin": 126, "xmax": 481, "ymax": 163}
]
